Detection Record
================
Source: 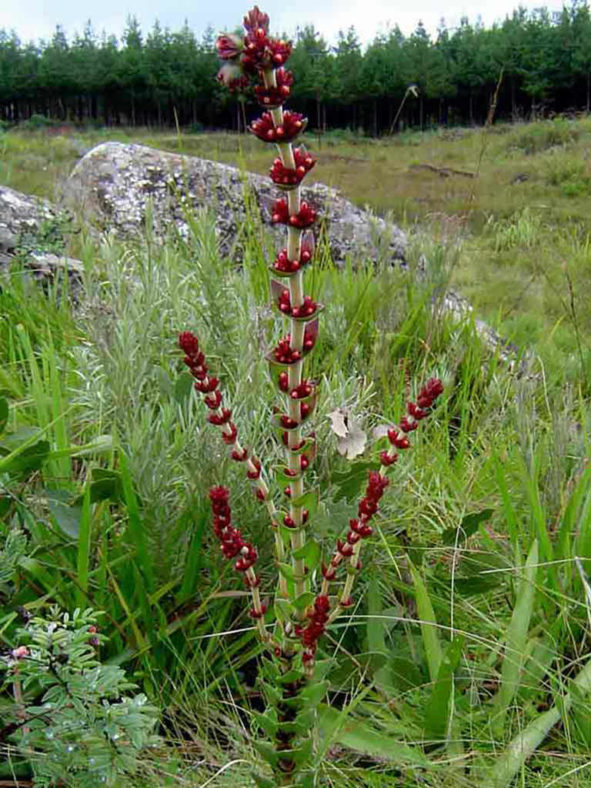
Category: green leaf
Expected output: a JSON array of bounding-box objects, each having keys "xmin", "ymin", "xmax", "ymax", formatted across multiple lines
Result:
[
  {"xmin": 76, "ymin": 482, "xmax": 92, "ymax": 609},
  {"xmin": 318, "ymin": 704, "xmax": 429, "ymax": 766},
  {"xmin": 389, "ymin": 657, "xmax": 424, "ymax": 689},
  {"xmin": 277, "ymin": 562, "xmax": 295, "ymax": 581},
  {"xmin": 73, "ymin": 468, "xmax": 123, "ymax": 505},
  {"xmin": 0, "ymin": 439, "xmax": 50, "ymax": 476},
  {"xmin": 441, "ymin": 509, "xmax": 494, "ymax": 545},
  {"xmin": 0, "ymin": 397, "xmax": 8, "ymax": 434},
  {"xmin": 292, "ymin": 591, "xmax": 316, "ymax": 611},
  {"xmin": 273, "ymin": 465, "xmax": 300, "ymax": 491},
  {"xmin": 274, "ymin": 598, "xmax": 293, "ymax": 623},
  {"xmin": 410, "ymin": 562, "xmax": 442, "ymax": 682},
  {"xmin": 366, "ymin": 575, "xmax": 395, "ymax": 697},
  {"xmin": 424, "ymin": 636, "xmax": 464, "ymax": 740},
  {"xmin": 452, "ymin": 574, "xmax": 501, "ymax": 596},
  {"xmin": 253, "ymin": 740, "xmax": 279, "ymax": 767},
  {"xmin": 253, "ymin": 773, "xmax": 275, "ymax": 788},
  {"xmin": 483, "ymin": 656, "xmax": 591, "ymax": 788},
  {"xmin": 252, "ymin": 710, "xmax": 278, "ymax": 738},
  {"xmin": 332, "ymin": 460, "xmax": 379, "ymax": 502},
  {"xmin": 292, "ymin": 489, "xmax": 320, "ymax": 517},
  {"xmin": 494, "ymin": 539, "xmax": 539, "ymax": 736},
  {"xmin": 301, "ymin": 680, "xmax": 329, "ymax": 707},
  {"xmin": 47, "ymin": 489, "xmax": 82, "ymax": 539},
  {"xmin": 292, "ymin": 539, "xmax": 321, "ymax": 571},
  {"xmin": 173, "ymin": 371, "xmax": 193, "ymax": 403}
]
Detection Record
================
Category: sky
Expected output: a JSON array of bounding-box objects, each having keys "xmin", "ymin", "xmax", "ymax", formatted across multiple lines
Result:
[{"xmin": 1, "ymin": 0, "xmax": 567, "ymax": 46}]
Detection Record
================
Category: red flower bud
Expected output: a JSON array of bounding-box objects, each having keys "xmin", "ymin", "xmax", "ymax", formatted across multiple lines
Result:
[{"xmin": 208, "ymin": 408, "xmax": 232, "ymax": 426}]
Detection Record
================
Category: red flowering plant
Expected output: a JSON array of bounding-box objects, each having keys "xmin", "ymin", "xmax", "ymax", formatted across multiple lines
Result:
[{"xmin": 179, "ymin": 8, "xmax": 444, "ymax": 784}]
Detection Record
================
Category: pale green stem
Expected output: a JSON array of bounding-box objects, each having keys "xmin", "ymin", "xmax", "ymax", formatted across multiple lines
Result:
[{"xmin": 263, "ymin": 64, "xmax": 309, "ymax": 601}]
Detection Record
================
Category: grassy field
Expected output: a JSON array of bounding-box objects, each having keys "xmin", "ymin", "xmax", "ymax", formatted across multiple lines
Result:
[
  {"xmin": 1, "ymin": 120, "xmax": 591, "ymax": 786},
  {"xmin": 2, "ymin": 117, "xmax": 591, "ymax": 387}
]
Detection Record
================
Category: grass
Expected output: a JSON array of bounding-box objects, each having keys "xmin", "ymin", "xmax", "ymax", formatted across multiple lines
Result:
[
  {"xmin": 2, "ymin": 116, "xmax": 591, "ymax": 389},
  {"xmin": 0, "ymin": 119, "xmax": 590, "ymax": 785}
]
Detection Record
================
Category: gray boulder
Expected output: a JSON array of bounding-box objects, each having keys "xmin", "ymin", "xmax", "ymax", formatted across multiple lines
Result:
[
  {"xmin": 0, "ymin": 185, "xmax": 82, "ymax": 285},
  {"xmin": 67, "ymin": 142, "xmax": 407, "ymax": 265},
  {"xmin": 0, "ymin": 185, "xmax": 58, "ymax": 255}
]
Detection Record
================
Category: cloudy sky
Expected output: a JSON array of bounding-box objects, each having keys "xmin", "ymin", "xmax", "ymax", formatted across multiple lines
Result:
[{"xmin": 1, "ymin": 0, "xmax": 566, "ymax": 46}]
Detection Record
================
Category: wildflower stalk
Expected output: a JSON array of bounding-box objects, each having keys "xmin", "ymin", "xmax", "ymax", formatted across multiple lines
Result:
[{"xmin": 176, "ymin": 8, "xmax": 445, "ymax": 784}]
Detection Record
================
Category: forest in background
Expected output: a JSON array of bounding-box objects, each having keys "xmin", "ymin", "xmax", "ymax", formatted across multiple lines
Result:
[{"xmin": 1, "ymin": 1, "xmax": 591, "ymax": 134}]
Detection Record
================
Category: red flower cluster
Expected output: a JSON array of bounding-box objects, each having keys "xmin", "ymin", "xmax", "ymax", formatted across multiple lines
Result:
[
  {"xmin": 254, "ymin": 67, "xmax": 293, "ymax": 107},
  {"xmin": 179, "ymin": 332, "xmax": 265, "ymax": 476},
  {"xmin": 272, "ymin": 325, "xmax": 317, "ymax": 364},
  {"xmin": 297, "ymin": 594, "xmax": 330, "ymax": 660},
  {"xmin": 209, "ymin": 486, "xmax": 259, "ymax": 574},
  {"xmin": 271, "ymin": 198, "xmax": 317, "ymax": 229},
  {"xmin": 216, "ymin": 7, "xmax": 291, "ymax": 86},
  {"xmin": 251, "ymin": 111, "xmax": 306, "ymax": 143},
  {"xmin": 269, "ymin": 147, "xmax": 316, "ymax": 188},
  {"xmin": 322, "ymin": 471, "xmax": 389, "ymax": 584},
  {"xmin": 381, "ymin": 377, "xmax": 444, "ymax": 466},
  {"xmin": 272, "ymin": 245, "xmax": 313, "ymax": 274},
  {"xmin": 277, "ymin": 289, "xmax": 317, "ymax": 319}
]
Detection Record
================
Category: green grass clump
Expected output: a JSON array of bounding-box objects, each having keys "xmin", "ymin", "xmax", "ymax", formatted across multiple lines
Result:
[{"xmin": 506, "ymin": 118, "xmax": 582, "ymax": 154}]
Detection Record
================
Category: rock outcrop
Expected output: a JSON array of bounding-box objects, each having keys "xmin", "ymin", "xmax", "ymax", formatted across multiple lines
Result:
[
  {"xmin": 67, "ymin": 142, "xmax": 407, "ymax": 265},
  {"xmin": 0, "ymin": 185, "xmax": 59, "ymax": 261},
  {"xmin": 0, "ymin": 185, "xmax": 82, "ymax": 284}
]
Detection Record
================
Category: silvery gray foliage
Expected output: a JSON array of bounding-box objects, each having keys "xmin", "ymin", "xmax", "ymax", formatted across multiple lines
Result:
[{"xmin": 1, "ymin": 607, "xmax": 159, "ymax": 787}]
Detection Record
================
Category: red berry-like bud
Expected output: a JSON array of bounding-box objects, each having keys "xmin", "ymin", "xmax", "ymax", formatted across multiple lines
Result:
[
  {"xmin": 221, "ymin": 422, "xmax": 238, "ymax": 444},
  {"xmin": 400, "ymin": 416, "xmax": 418, "ymax": 433},
  {"xmin": 208, "ymin": 408, "xmax": 232, "ymax": 426},
  {"xmin": 247, "ymin": 458, "xmax": 262, "ymax": 479},
  {"xmin": 204, "ymin": 390, "xmax": 223, "ymax": 410},
  {"xmin": 380, "ymin": 450, "xmax": 398, "ymax": 466}
]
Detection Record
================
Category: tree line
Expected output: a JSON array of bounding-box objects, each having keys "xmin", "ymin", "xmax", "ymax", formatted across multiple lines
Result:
[{"xmin": 1, "ymin": 1, "xmax": 591, "ymax": 134}]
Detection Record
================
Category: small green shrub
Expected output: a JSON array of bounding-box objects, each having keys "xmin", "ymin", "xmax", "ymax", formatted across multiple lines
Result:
[
  {"xmin": 19, "ymin": 114, "xmax": 57, "ymax": 131},
  {"xmin": 508, "ymin": 118, "xmax": 581, "ymax": 154},
  {"xmin": 1, "ymin": 607, "xmax": 159, "ymax": 787}
]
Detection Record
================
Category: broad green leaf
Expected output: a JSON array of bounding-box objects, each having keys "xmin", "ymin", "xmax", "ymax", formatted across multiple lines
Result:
[
  {"xmin": 73, "ymin": 467, "xmax": 123, "ymax": 505},
  {"xmin": 484, "ymin": 656, "xmax": 591, "ymax": 788},
  {"xmin": 292, "ymin": 591, "xmax": 316, "ymax": 611},
  {"xmin": 441, "ymin": 509, "xmax": 494, "ymax": 546},
  {"xmin": 332, "ymin": 460, "xmax": 379, "ymax": 502},
  {"xmin": 389, "ymin": 657, "xmax": 423, "ymax": 689},
  {"xmin": 292, "ymin": 488, "xmax": 320, "ymax": 517},
  {"xmin": 274, "ymin": 598, "xmax": 293, "ymax": 623},
  {"xmin": 252, "ymin": 710, "xmax": 277, "ymax": 738},
  {"xmin": 318, "ymin": 704, "xmax": 429, "ymax": 766},
  {"xmin": 173, "ymin": 370, "xmax": 193, "ymax": 403},
  {"xmin": 300, "ymin": 680, "xmax": 329, "ymax": 706},
  {"xmin": 0, "ymin": 439, "xmax": 50, "ymax": 476},
  {"xmin": 410, "ymin": 562, "xmax": 442, "ymax": 681},
  {"xmin": 0, "ymin": 397, "xmax": 8, "ymax": 434},
  {"xmin": 292, "ymin": 539, "xmax": 321, "ymax": 571},
  {"xmin": 366, "ymin": 575, "xmax": 396, "ymax": 696},
  {"xmin": 494, "ymin": 539, "xmax": 539, "ymax": 736},
  {"xmin": 76, "ymin": 482, "xmax": 92, "ymax": 609},
  {"xmin": 47, "ymin": 489, "xmax": 82, "ymax": 539},
  {"xmin": 277, "ymin": 562, "xmax": 295, "ymax": 581},
  {"xmin": 424, "ymin": 636, "xmax": 464, "ymax": 740}
]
